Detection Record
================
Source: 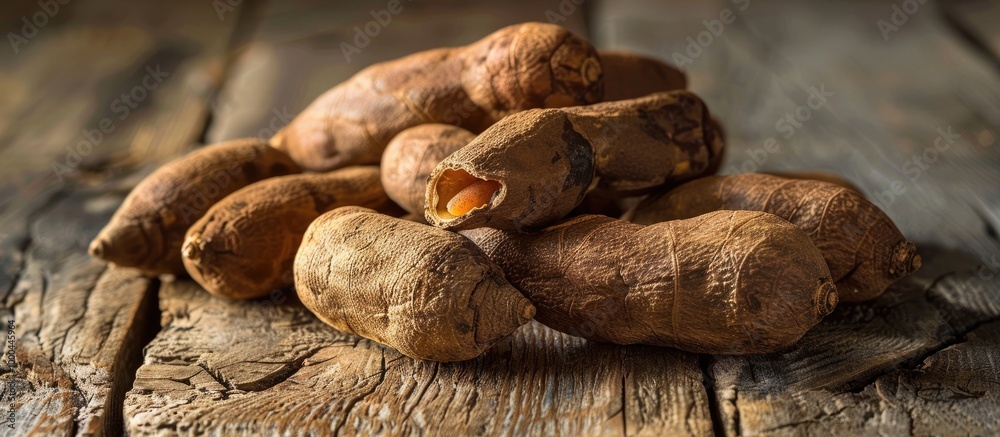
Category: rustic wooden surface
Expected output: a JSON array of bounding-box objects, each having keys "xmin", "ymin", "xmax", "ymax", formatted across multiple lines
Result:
[{"xmin": 1, "ymin": 0, "xmax": 998, "ymax": 435}]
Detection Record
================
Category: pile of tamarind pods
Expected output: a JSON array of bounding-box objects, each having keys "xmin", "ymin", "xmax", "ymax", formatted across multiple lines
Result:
[{"xmin": 90, "ymin": 23, "xmax": 920, "ymax": 362}]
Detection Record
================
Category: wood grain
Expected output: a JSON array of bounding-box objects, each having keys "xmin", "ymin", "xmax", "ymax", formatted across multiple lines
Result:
[
  {"xmin": 124, "ymin": 280, "xmax": 631, "ymax": 435},
  {"xmin": 593, "ymin": 0, "xmax": 1000, "ymax": 434},
  {"xmin": 2, "ymin": 0, "xmax": 998, "ymax": 435},
  {"xmin": 1, "ymin": 189, "xmax": 157, "ymax": 436},
  {"xmin": 1, "ymin": 1, "xmax": 247, "ymax": 434}
]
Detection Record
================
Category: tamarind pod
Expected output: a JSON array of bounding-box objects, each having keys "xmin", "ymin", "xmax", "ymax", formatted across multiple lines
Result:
[
  {"xmin": 294, "ymin": 207, "xmax": 535, "ymax": 362},
  {"xmin": 462, "ymin": 211, "xmax": 838, "ymax": 354},
  {"xmin": 425, "ymin": 91, "xmax": 723, "ymax": 232},
  {"xmin": 626, "ymin": 174, "xmax": 921, "ymax": 302},
  {"xmin": 271, "ymin": 22, "xmax": 603, "ymax": 172},
  {"xmin": 89, "ymin": 139, "xmax": 300, "ymax": 275},
  {"xmin": 381, "ymin": 124, "xmax": 475, "ymax": 215},
  {"xmin": 182, "ymin": 167, "xmax": 396, "ymax": 299},
  {"xmin": 599, "ymin": 50, "xmax": 687, "ymax": 101}
]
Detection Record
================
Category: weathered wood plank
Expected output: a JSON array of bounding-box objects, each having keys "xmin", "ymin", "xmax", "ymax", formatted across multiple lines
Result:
[
  {"xmin": 0, "ymin": 1, "xmax": 249, "ymax": 434},
  {"xmin": 1, "ymin": 188, "xmax": 157, "ymax": 436},
  {"xmin": 592, "ymin": 0, "xmax": 1000, "ymax": 435},
  {"xmin": 0, "ymin": 0, "xmax": 243, "ymax": 189},
  {"xmin": 125, "ymin": 281, "xmax": 628, "ymax": 436}
]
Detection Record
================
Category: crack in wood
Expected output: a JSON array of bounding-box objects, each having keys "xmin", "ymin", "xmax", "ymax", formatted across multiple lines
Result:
[
  {"xmin": 333, "ymin": 348, "xmax": 387, "ymax": 436},
  {"xmin": 699, "ymin": 353, "xmax": 728, "ymax": 437},
  {"xmin": 846, "ymin": 272, "xmax": 1000, "ymax": 393}
]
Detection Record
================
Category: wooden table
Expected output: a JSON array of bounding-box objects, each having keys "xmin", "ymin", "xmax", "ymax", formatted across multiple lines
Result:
[{"xmin": 2, "ymin": 0, "xmax": 999, "ymax": 435}]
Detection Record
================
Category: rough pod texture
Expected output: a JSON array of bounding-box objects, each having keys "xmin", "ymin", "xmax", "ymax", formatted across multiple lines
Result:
[
  {"xmin": 599, "ymin": 50, "xmax": 687, "ymax": 101},
  {"xmin": 182, "ymin": 167, "xmax": 397, "ymax": 299},
  {"xmin": 462, "ymin": 211, "xmax": 838, "ymax": 354},
  {"xmin": 426, "ymin": 90, "xmax": 723, "ymax": 231},
  {"xmin": 271, "ymin": 22, "xmax": 603, "ymax": 172},
  {"xmin": 625, "ymin": 174, "xmax": 921, "ymax": 302},
  {"xmin": 381, "ymin": 124, "xmax": 475, "ymax": 214},
  {"xmin": 294, "ymin": 207, "xmax": 535, "ymax": 362},
  {"xmin": 764, "ymin": 170, "xmax": 861, "ymax": 192},
  {"xmin": 89, "ymin": 139, "xmax": 300, "ymax": 275}
]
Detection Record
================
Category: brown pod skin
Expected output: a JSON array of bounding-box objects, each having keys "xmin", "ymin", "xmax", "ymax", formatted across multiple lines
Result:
[
  {"xmin": 599, "ymin": 50, "xmax": 687, "ymax": 101},
  {"xmin": 626, "ymin": 174, "xmax": 921, "ymax": 302},
  {"xmin": 182, "ymin": 167, "xmax": 396, "ymax": 299},
  {"xmin": 462, "ymin": 211, "xmax": 838, "ymax": 354},
  {"xmin": 271, "ymin": 22, "xmax": 603, "ymax": 172},
  {"xmin": 764, "ymin": 170, "xmax": 862, "ymax": 192},
  {"xmin": 89, "ymin": 139, "xmax": 300, "ymax": 276},
  {"xmin": 294, "ymin": 207, "xmax": 536, "ymax": 362},
  {"xmin": 425, "ymin": 91, "xmax": 724, "ymax": 232},
  {"xmin": 381, "ymin": 124, "xmax": 474, "ymax": 215}
]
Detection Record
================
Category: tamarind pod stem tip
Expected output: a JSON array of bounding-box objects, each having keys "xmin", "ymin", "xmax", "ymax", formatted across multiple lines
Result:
[
  {"xmin": 520, "ymin": 303, "xmax": 537, "ymax": 324},
  {"xmin": 818, "ymin": 279, "xmax": 839, "ymax": 316},
  {"xmin": 181, "ymin": 238, "xmax": 205, "ymax": 266},
  {"xmin": 88, "ymin": 238, "xmax": 107, "ymax": 258},
  {"xmin": 889, "ymin": 241, "xmax": 921, "ymax": 278}
]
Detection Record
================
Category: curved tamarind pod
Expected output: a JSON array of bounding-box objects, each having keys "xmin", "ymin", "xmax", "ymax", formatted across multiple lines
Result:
[
  {"xmin": 425, "ymin": 90, "xmax": 723, "ymax": 231},
  {"xmin": 599, "ymin": 50, "xmax": 687, "ymax": 101},
  {"xmin": 626, "ymin": 174, "xmax": 921, "ymax": 302},
  {"xmin": 381, "ymin": 124, "xmax": 474, "ymax": 215},
  {"xmin": 462, "ymin": 211, "xmax": 838, "ymax": 354},
  {"xmin": 89, "ymin": 139, "xmax": 300, "ymax": 275},
  {"xmin": 182, "ymin": 167, "xmax": 397, "ymax": 299},
  {"xmin": 271, "ymin": 22, "xmax": 603, "ymax": 172},
  {"xmin": 294, "ymin": 207, "xmax": 535, "ymax": 362}
]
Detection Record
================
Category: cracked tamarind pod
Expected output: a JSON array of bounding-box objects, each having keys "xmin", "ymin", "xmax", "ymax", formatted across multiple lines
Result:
[
  {"xmin": 89, "ymin": 139, "xmax": 300, "ymax": 276},
  {"xmin": 271, "ymin": 22, "xmax": 603, "ymax": 172},
  {"xmin": 182, "ymin": 166, "xmax": 399, "ymax": 299},
  {"xmin": 381, "ymin": 124, "xmax": 475, "ymax": 215},
  {"xmin": 294, "ymin": 206, "xmax": 535, "ymax": 362},
  {"xmin": 624, "ymin": 173, "xmax": 921, "ymax": 302},
  {"xmin": 598, "ymin": 50, "xmax": 687, "ymax": 101},
  {"xmin": 462, "ymin": 210, "xmax": 838, "ymax": 354},
  {"xmin": 425, "ymin": 90, "xmax": 724, "ymax": 231}
]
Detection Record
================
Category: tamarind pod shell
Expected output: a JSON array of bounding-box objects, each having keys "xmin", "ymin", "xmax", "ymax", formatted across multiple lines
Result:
[
  {"xmin": 88, "ymin": 139, "xmax": 300, "ymax": 276},
  {"xmin": 563, "ymin": 91, "xmax": 724, "ymax": 193},
  {"xmin": 599, "ymin": 50, "xmax": 687, "ymax": 101},
  {"xmin": 463, "ymin": 211, "xmax": 838, "ymax": 354},
  {"xmin": 272, "ymin": 23, "xmax": 602, "ymax": 172},
  {"xmin": 294, "ymin": 207, "xmax": 535, "ymax": 362},
  {"xmin": 426, "ymin": 109, "xmax": 595, "ymax": 232},
  {"xmin": 763, "ymin": 170, "xmax": 862, "ymax": 192},
  {"xmin": 182, "ymin": 167, "xmax": 394, "ymax": 299},
  {"xmin": 626, "ymin": 174, "xmax": 921, "ymax": 302},
  {"xmin": 381, "ymin": 124, "xmax": 474, "ymax": 215}
]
